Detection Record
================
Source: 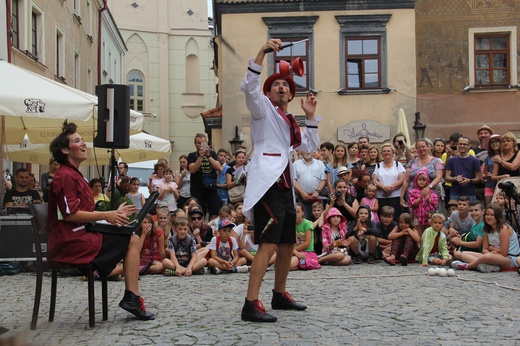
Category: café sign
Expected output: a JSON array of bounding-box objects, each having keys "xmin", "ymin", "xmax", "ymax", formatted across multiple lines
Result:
[{"xmin": 337, "ymin": 120, "xmax": 390, "ymax": 144}]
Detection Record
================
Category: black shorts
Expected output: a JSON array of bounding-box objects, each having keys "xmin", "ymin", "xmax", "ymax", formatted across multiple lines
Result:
[
  {"xmin": 253, "ymin": 184, "xmax": 296, "ymax": 245},
  {"xmin": 90, "ymin": 233, "xmax": 131, "ymax": 277}
]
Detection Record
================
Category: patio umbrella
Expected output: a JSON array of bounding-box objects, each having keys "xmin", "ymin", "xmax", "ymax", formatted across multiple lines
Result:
[
  {"xmin": 4, "ymin": 133, "xmax": 170, "ymax": 166},
  {"xmin": 0, "ymin": 60, "xmax": 143, "ymax": 145},
  {"xmin": 396, "ymin": 108, "xmax": 411, "ymax": 145}
]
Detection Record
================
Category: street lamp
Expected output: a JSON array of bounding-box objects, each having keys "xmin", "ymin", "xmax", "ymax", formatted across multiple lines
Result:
[
  {"xmin": 229, "ymin": 125, "xmax": 243, "ymax": 154},
  {"xmin": 413, "ymin": 112, "xmax": 426, "ymax": 140}
]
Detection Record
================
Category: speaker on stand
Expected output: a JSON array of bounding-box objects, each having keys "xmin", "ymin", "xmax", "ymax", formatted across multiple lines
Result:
[{"xmin": 94, "ymin": 84, "xmax": 131, "ymax": 210}]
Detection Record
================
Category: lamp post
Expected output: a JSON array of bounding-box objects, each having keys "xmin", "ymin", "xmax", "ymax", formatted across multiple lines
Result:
[
  {"xmin": 229, "ymin": 125, "xmax": 243, "ymax": 154},
  {"xmin": 413, "ymin": 112, "xmax": 426, "ymax": 140}
]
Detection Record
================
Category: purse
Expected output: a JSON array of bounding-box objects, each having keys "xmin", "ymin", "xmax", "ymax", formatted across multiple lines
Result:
[{"xmin": 228, "ymin": 185, "xmax": 245, "ymax": 203}]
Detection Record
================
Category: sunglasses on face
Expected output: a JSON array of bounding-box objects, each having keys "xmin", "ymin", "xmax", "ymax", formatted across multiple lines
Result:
[{"xmin": 191, "ymin": 216, "xmax": 202, "ymax": 221}]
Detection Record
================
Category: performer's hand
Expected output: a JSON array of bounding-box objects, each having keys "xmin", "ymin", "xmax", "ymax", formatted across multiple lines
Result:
[
  {"xmin": 301, "ymin": 92, "xmax": 317, "ymax": 119},
  {"xmin": 117, "ymin": 201, "xmax": 137, "ymax": 216},
  {"xmin": 105, "ymin": 210, "xmax": 129, "ymax": 226}
]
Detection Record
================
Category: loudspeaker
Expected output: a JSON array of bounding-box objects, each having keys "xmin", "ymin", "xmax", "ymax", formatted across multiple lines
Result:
[{"xmin": 94, "ymin": 84, "xmax": 130, "ymax": 149}]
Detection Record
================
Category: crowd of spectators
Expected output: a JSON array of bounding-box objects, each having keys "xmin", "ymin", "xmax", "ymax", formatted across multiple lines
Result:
[{"xmin": 3, "ymin": 124, "xmax": 520, "ymax": 276}]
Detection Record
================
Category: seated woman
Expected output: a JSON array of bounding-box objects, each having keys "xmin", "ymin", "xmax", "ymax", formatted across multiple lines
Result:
[
  {"xmin": 47, "ymin": 121, "xmax": 154, "ymax": 320},
  {"xmin": 451, "ymin": 204, "xmax": 520, "ymax": 272}
]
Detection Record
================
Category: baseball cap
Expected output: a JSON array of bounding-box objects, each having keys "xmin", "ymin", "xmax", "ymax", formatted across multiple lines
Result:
[
  {"xmin": 218, "ymin": 219, "xmax": 236, "ymax": 229},
  {"xmin": 188, "ymin": 208, "xmax": 204, "ymax": 217}
]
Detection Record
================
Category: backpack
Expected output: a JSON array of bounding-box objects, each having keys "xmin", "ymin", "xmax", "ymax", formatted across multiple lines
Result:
[{"xmin": 205, "ymin": 236, "xmax": 234, "ymax": 260}]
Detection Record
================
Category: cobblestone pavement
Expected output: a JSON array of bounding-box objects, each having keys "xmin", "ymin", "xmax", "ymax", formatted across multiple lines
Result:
[{"xmin": 1, "ymin": 262, "xmax": 520, "ymax": 345}]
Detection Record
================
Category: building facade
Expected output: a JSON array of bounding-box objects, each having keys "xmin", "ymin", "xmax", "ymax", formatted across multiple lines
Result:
[
  {"xmin": 213, "ymin": 0, "xmax": 417, "ymax": 151},
  {"xmin": 108, "ymin": 0, "xmax": 217, "ymax": 167},
  {"xmin": 416, "ymin": 0, "xmax": 520, "ymax": 140}
]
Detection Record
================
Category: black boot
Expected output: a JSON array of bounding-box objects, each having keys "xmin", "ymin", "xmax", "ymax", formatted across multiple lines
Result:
[
  {"xmin": 271, "ymin": 290, "xmax": 307, "ymax": 310},
  {"xmin": 241, "ymin": 299, "xmax": 277, "ymax": 322},
  {"xmin": 119, "ymin": 290, "xmax": 155, "ymax": 320}
]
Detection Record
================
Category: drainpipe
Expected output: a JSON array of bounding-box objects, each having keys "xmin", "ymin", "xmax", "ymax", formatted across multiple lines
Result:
[
  {"xmin": 97, "ymin": 0, "xmax": 108, "ymax": 85},
  {"xmin": 6, "ymin": 0, "xmax": 12, "ymax": 62}
]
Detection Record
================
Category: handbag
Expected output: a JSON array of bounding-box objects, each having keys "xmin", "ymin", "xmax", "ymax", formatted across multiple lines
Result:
[
  {"xmin": 298, "ymin": 251, "xmax": 321, "ymax": 270},
  {"xmin": 228, "ymin": 185, "xmax": 245, "ymax": 203}
]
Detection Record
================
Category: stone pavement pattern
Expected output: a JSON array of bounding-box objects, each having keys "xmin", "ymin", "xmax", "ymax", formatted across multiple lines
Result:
[{"xmin": 1, "ymin": 263, "xmax": 520, "ymax": 345}]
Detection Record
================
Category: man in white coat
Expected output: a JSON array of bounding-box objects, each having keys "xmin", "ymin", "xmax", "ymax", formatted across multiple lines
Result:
[{"xmin": 240, "ymin": 39, "xmax": 321, "ymax": 322}]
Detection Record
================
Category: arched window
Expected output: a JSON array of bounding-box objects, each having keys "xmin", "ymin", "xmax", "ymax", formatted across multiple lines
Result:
[{"xmin": 127, "ymin": 70, "xmax": 144, "ymax": 111}]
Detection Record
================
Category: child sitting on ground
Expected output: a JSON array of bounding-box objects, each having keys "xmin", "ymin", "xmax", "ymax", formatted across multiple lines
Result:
[
  {"xmin": 347, "ymin": 205, "xmax": 380, "ymax": 264},
  {"xmin": 375, "ymin": 206, "xmax": 397, "ymax": 258},
  {"xmin": 311, "ymin": 201, "xmax": 330, "ymax": 256},
  {"xmin": 408, "ymin": 170, "xmax": 439, "ymax": 235},
  {"xmin": 162, "ymin": 217, "xmax": 207, "ymax": 276},
  {"xmin": 452, "ymin": 201, "xmax": 485, "ymax": 262},
  {"xmin": 384, "ymin": 213, "xmax": 421, "ymax": 266},
  {"xmin": 290, "ymin": 203, "xmax": 319, "ymax": 270},
  {"xmin": 137, "ymin": 214, "xmax": 165, "ymax": 275},
  {"xmin": 416, "ymin": 213, "xmax": 452, "ymax": 266},
  {"xmin": 207, "ymin": 219, "xmax": 248, "ymax": 274},
  {"xmin": 319, "ymin": 207, "xmax": 351, "ymax": 266}
]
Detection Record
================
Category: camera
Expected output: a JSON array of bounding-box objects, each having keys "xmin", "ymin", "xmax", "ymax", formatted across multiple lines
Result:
[
  {"xmin": 450, "ymin": 145, "xmax": 457, "ymax": 151},
  {"xmin": 398, "ymin": 139, "xmax": 404, "ymax": 146},
  {"xmin": 247, "ymin": 225, "xmax": 255, "ymax": 231},
  {"xmin": 334, "ymin": 191, "xmax": 343, "ymax": 199},
  {"xmin": 498, "ymin": 181, "xmax": 517, "ymax": 197}
]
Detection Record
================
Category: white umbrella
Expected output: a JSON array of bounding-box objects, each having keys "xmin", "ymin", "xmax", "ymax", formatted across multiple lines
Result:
[
  {"xmin": 397, "ymin": 108, "xmax": 411, "ymax": 145},
  {"xmin": 0, "ymin": 60, "xmax": 143, "ymax": 145},
  {"xmin": 4, "ymin": 133, "xmax": 170, "ymax": 166}
]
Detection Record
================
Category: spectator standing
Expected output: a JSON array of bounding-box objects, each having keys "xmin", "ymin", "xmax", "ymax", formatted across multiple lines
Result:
[
  {"xmin": 41, "ymin": 158, "xmax": 59, "ymax": 202},
  {"xmin": 293, "ymin": 150, "xmax": 327, "ymax": 219},
  {"xmin": 372, "ymin": 143, "xmax": 405, "ymax": 221},
  {"xmin": 491, "ymin": 132, "xmax": 520, "ymax": 181},
  {"xmin": 176, "ymin": 154, "xmax": 191, "ymax": 210},
  {"xmin": 445, "ymin": 136, "xmax": 482, "ymax": 201},
  {"xmin": 216, "ymin": 148, "xmax": 230, "ymax": 205},
  {"xmin": 188, "ymin": 133, "xmax": 223, "ymax": 219}
]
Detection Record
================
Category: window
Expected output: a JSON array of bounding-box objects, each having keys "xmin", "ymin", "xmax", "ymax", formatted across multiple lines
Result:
[
  {"xmin": 469, "ymin": 27, "xmax": 517, "ymax": 89},
  {"xmin": 263, "ymin": 16, "xmax": 318, "ymax": 93},
  {"xmin": 273, "ymin": 38, "xmax": 309, "ymax": 91},
  {"xmin": 30, "ymin": 5, "xmax": 44, "ymax": 60},
  {"xmin": 474, "ymin": 34, "xmax": 509, "ymax": 86},
  {"xmin": 86, "ymin": 2, "xmax": 92, "ymax": 36},
  {"xmin": 128, "ymin": 70, "xmax": 144, "ymax": 111},
  {"xmin": 56, "ymin": 27, "xmax": 64, "ymax": 77},
  {"xmin": 346, "ymin": 37, "xmax": 381, "ymax": 89},
  {"xmin": 336, "ymin": 15, "xmax": 391, "ymax": 94},
  {"xmin": 11, "ymin": 0, "xmax": 19, "ymax": 48},
  {"xmin": 31, "ymin": 12, "xmax": 37, "ymax": 56}
]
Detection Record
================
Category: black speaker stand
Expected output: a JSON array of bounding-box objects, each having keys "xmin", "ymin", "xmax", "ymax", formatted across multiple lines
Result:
[{"xmin": 109, "ymin": 149, "xmax": 118, "ymax": 211}]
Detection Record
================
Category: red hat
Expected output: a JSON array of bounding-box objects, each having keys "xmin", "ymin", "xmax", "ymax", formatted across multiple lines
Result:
[{"xmin": 263, "ymin": 73, "xmax": 296, "ymax": 102}]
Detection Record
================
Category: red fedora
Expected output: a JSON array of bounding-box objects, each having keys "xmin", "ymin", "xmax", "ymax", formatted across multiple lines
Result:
[{"xmin": 263, "ymin": 73, "xmax": 296, "ymax": 102}]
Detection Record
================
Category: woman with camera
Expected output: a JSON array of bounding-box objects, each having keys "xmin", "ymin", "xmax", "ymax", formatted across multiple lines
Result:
[
  {"xmin": 329, "ymin": 178, "xmax": 359, "ymax": 228},
  {"xmin": 491, "ymin": 132, "xmax": 520, "ymax": 182}
]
